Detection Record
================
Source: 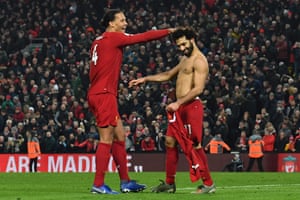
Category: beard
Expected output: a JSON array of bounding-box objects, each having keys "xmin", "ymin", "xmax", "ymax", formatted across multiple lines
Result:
[{"xmin": 183, "ymin": 41, "xmax": 194, "ymax": 57}]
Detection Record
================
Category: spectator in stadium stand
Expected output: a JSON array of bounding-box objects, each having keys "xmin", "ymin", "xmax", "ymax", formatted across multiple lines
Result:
[
  {"xmin": 264, "ymin": 92, "xmax": 278, "ymax": 119},
  {"xmin": 1, "ymin": 111, "xmax": 7, "ymax": 130},
  {"xmin": 294, "ymin": 129, "xmax": 300, "ymax": 152},
  {"xmin": 239, "ymin": 111, "xmax": 254, "ymax": 137},
  {"xmin": 293, "ymin": 110, "xmax": 300, "ymax": 130},
  {"xmin": 0, "ymin": 45, "xmax": 8, "ymax": 65},
  {"xmin": 270, "ymin": 101, "xmax": 285, "ymax": 131},
  {"xmin": 76, "ymin": 134, "xmax": 97, "ymax": 153},
  {"xmin": 86, "ymin": 8, "xmax": 175, "ymax": 194},
  {"xmin": 278, "ymin": 117, "xmax": 293, "ymax": 137},
  {"xmin": 284, "ymin": 134, "xmax": 297, "ymax": 152},
  {"xmin": 292, "ymin": 42, "xmax": 300, "ymax": 78},
  {"xmin": 54, "ymin": 103, "xmax": 69, "ymax": 130},
  {"xmin": 155, "ymin": 131, "xmax": 166, "ymax": 152},
  {"xmin": 140, "ymin": 135, "xmax": 157, "ymax": 152},
  {"xmin": 13, "ymin": 106, "xmax": 25, "ymax": 123},
  {"xmin": 234, "ymin": 130, "xmax": 248, "ymax": 153},
  {"xmin": 0, "ymin": 135, "xmax": 5, "ymax": 153},
  {"xmin": 275, "ymin": 34, "xmax": 289, "ymax": 66},
  {"xmin": 56, "ymin": 135, "xmax": 67, "ymax": 153},
  {"xmin": 285, "ymin": 95, "xmax": 298, "ymax": 118},
  {"xmin": 202, "ymin": 128, "xmax": 213, "ymax": 153},
  {"xmin": 70, "ymin": 100, "xmax": 83, "ymax": 119},
  {"xmin": 212, "ymin": 115, "xmax": 229, "ymax": 145},
  {"xmin": 133, "ymin": 123, "xmax": 147, "ymax": 152},
  {"xmin": 274, "ymin": 130, "xmax": 290, "ymax": 153},
  {"xmin": 5, "ymin": 119, "xmax": 13, "ymax": 133},
  {"xmin": 66, "ymin": 132, "xmax": 79, "ymax": 153},
  {"xmin": 40, "ymin": 131, "xmax": 57, "ymax": 153},
  {"xmin": 124, "ymin": 125, "xmax": 134, "ymax": 151},
  {"xmin": 262, "ymin": 122, "xmax": 276, "ymax": 152},
  {"xmin": 1, "ymin": 95, "xmax": 14, "ymax": 115},
  {"xmin": 17, "ymin": 122, "xmax": 26, "ymax": 140},
  {"xmin": 74, "ymin": 126, "xmax": 87, "ymax": 144}
]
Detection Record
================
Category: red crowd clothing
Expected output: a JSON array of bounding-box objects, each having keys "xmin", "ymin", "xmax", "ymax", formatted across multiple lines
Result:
[
  {"xmin": 77, "ymin": 139, "xmax": 95, "ymax": 153},
  {"xmin": 13, "ymin": 110, "xmax": 25, "ymax": 122},
  {"xmin": 141, "ymin": 137, "xmax": 156, "ymax": 151},
  {"xmin": 262, "ymin": 134, "xmax": 275, "ymax": 152}
]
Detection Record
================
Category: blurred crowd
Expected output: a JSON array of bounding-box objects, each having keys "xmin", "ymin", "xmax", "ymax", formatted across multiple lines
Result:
[{"xmin": 0, "ymin": 0, "xmax": 300, "ymax": 154}]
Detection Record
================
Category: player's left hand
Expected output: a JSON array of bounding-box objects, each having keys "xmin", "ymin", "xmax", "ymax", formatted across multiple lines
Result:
[
  {"xmin": 129, "ymin": 78, "xmax": 145, "ymax": 88},
  {"xmin": 166, "ymin": 102, "xmax": 180, "ymax": 112}
]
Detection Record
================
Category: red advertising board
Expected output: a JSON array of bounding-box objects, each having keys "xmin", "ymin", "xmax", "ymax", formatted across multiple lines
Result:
[
  {"xmin": 277, "ymin": 154, "xmax": 300, "ymax": 172},
  {"xmin": 0, "ymin": 154, "xmax": 117, "ymax": 173},
  {"xmin": 0, "ymin": 153, "xmax": 300, "ymax": 173}
]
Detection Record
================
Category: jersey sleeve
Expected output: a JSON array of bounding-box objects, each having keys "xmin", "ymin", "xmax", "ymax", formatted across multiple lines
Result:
[{"xmin": 112, "ymin": 29, "xmax": 170, "ymax": 46}]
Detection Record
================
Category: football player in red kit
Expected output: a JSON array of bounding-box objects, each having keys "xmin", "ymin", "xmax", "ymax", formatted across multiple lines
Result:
[
  {"xmin": 88, "ymin": 9, "xmax": 175, "ymax": 194},
  {"xmin": 129, "ymin": 28, "xmax": 216, "ymax": 194}
]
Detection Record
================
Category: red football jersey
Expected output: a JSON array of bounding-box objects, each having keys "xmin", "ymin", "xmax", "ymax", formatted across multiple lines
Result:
[{"xmin": 88, "ymin": 30, "xmax": 169, "ymax": 96}]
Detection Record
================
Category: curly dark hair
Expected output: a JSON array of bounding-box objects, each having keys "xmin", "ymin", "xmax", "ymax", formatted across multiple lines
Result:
[{"xmin": 171, "ymin": 27, "xmax": 197, "ymax": 41}]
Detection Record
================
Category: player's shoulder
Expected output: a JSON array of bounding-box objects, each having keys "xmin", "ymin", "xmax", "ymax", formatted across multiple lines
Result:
[
  {"xmin": 104, "ymin": 31, "xmax": 131, "ymax": 37},
  {"xmin": 195, "ymin": 50, "xmax": 207, "ymax": 60},
  {"xmin": 93, "ymin": 32, "xmax": 123, "ymax": 41},
  {"xmin": 91, "ymin": 35, "xmax": 104, "ymax": 47},
  {"xmin": 193, "ymin": 53, "xmax": 208, "ymax": 65},
  {"xmin": 95, "ymin": 35, "xmax": 104, "ymax": 41}
]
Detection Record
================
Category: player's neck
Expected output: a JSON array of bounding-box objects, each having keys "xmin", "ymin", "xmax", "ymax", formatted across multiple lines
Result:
[{"xmin": 106, "ymin": 27, "xmax": 115, "ymax": 32}]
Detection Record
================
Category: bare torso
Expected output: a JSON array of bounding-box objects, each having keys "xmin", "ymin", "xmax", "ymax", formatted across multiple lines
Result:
[{"xmin": 176, "ymin": 52, "xmax": 206, "ymax": 99}]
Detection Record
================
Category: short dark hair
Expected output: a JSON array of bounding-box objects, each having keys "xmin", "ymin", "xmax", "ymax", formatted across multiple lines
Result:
[
  {"xmin": 101, "ymin": 9, "xmax": 123, "ymax": 28},
  {"xmin": 171, "ymin": 27, "xmax": 197, "ymax": 41}
]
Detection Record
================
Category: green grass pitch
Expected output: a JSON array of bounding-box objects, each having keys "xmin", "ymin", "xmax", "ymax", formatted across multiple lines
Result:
[{"xmin": 0, "ymin": 172, "xmax": 299, "ymax": 200}]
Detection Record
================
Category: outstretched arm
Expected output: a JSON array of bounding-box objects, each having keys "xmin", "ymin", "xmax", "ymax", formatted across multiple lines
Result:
[
  {"xmin": 116, "ymin": 28, "xmax": 176, "ymax": 46},
  {"xmin": 129, "ymin": 64, "xmax": 180, "ymax": 88}
]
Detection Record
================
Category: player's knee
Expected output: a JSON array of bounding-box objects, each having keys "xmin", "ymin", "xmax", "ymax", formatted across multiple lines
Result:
[
  {"xmin": 165, "ymin": 137, "xmax": 176, "ymax": 148},
  {"xmin": 100, "ymin": 132, "xmax": 114, "ymax": 144}
]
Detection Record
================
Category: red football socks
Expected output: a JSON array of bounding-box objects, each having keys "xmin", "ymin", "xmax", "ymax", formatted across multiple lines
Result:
[
  {"xmin": 93, "ymin": 142, "xmax": 111, "ymax": 186},
  {"xmin": 112, "ymin": 141, "xmax": 130, "ymax": 181},
  {"xmin": 197, "ymin": 148, "xmax": 213, "ymax": 186},
  {"xmin": 165, "ymin": 147, "xmax": 178, "ymax": 184}
]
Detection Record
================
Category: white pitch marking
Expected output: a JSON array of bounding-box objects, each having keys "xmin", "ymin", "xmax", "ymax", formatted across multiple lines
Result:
[{"xmin": 177, "ymin": 183, "xmax": 300, "ymax": 191}]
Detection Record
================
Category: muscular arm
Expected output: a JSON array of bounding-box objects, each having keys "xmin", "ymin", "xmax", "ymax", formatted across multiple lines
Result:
[
  {"xmin": 145, "ymin": 64, "xmax": 180, "ymax": 82},
  {"xmin": 129, "ymin": 64, "xmax": 180, "ymax": 87}
]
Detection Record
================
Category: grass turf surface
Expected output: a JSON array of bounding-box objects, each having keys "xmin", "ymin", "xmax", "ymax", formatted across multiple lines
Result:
[{"xmin": 0, "ymin": 172, "xmax": 299, "ymax": 200}]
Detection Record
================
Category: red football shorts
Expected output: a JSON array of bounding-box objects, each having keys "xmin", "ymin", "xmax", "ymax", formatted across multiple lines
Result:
[
  {"xmin": 88, "ymin": 93, "xmax": 120, "ymax": 127},
  {"xmin": 166, "ymin": 99, "xmax": 203, "ymax": 144}
]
